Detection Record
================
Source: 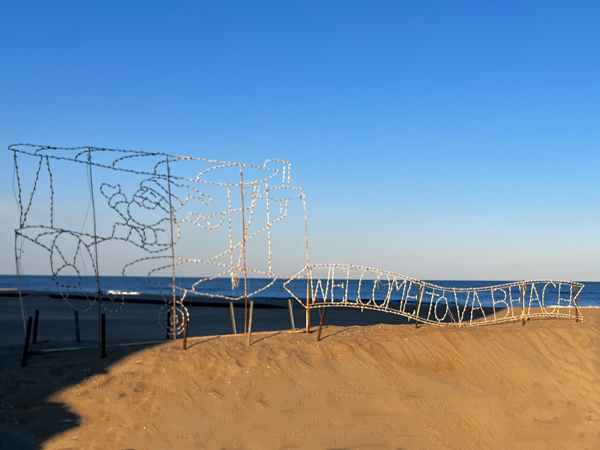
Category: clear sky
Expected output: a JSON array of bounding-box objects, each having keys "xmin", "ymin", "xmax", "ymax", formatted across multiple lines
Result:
[{"xmin": 1, "ymin": 1, "xmax": 599, "ymax": 281}]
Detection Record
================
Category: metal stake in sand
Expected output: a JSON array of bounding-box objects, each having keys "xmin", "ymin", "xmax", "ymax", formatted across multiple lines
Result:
[
  {"xmin": 239, "ymin": 165, "xmax": 249, "ymax": 335},
  {"xmin": 32, "ymin": 309, "xmax": 39, "ymax": 344},
  {"xmin": 247, "ymin": 300, "xmax": 254, "ymax": 346},
  {"xmin": 288, "ymin": 299, "xmax": 296, "ymax": 331},
  {"xmin": 316, "ymin": 307, "xmax": 326, "ymax": 341},
  {"xmin": 574, "ymin": 283, "xmax": 581, "ymax": 322},
  {"xmin": 74, "ymin": 310, "xmax": 81, "ymax": 343},
  {"xmin": 87, "ymin": 149, "xmax": 102, "ymax": 355},
  {"xmin": 166, "ymin": 155, "xmax": 177, "ymax": 340},
  {"xmin": 182, "ymin": 315, "xmax": 188, "ymax": 350},
  {"xmin": 21, "ymin": 316, "xmax": 33, "ymax": 367},
  {"xmin": 306, "ymin": 269, "xmax": 311, "ymax": 333},
  {"xmin": 303, "ymin": 192, "xmax": 311, "ymax": 333},
  {"xmin": 229, "ymin": 302, "xmax": 237, "ymax": 334},
  {"xmin": 14, "ymin": 230, "xmax": 26, "ymax": 335},
  {"xmin": 101, "ymin": 313, "xmax": 106, "ymax": 358},
  {"xmin": 521, "ymin": 281, "xmax": 527, "ymax": 326},
  {"xmin": 166, "ymin": 309, "xmax": 171, "ymax": 340}
]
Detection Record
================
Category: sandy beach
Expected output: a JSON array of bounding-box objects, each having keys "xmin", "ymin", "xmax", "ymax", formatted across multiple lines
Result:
[{"xmin": 0, "ymin": 293, "xmax": 599, "ymax": 449}]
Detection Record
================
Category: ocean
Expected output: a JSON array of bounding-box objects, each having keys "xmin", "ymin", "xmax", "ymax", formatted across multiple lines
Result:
[{"xmin": 1, "ymin": 275, "xmax": 599, "ymax": 308}]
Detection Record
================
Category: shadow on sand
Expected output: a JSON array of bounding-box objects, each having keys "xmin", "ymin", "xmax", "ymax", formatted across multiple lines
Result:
[{"xmin": 0, "ymin": 294, "xmax": 507, "ymax": 449}]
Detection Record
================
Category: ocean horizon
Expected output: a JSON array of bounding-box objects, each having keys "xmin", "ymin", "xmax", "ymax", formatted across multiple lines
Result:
[{"xmin": 2, "ymin": 275, "xmax": 599, "ymax": 308}]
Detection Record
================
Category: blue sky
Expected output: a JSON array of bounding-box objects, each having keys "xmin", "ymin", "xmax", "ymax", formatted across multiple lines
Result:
[{"xmin": 1, "ymin": 1, "xmax": 599, "ymax": 280}]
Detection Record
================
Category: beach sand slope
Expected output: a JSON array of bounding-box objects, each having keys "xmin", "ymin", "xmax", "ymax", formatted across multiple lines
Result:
[{"xmin": 1, "ymin": 310, "xmax": 599, "ymax": 449}]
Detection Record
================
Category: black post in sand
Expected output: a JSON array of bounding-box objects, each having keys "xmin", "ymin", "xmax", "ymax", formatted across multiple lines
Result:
[
  {"xmin": 100, "ymin": 313, "xmax": 106, "ymax": 358},
  {"xmin": 75, "ymin": 310, "xmax": 81, "ymax": 343},
  {"xmin": 21, "ymin": 316, "xmax": 33, "ymax": 367},
  {"xmin": 247, "ymin": 301, "xmax": 255, "ymax": 346},
  {"xmin": 182, "ymin": 316, "xmax": 188, "ymax": 350},
  {"xmin": 32, "ymin": 309, "xmax": 39, "ymax": 344},
  {"xmin": 166, "ymin": 309, "xmax": 171, "ymax": 340},
  {"xmin": 316, "ymin": 307, "xmax": 327, "ymax": 341}
]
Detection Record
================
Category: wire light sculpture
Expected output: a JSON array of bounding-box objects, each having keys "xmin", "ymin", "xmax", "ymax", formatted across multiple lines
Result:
[
  {"xmin": 11, "ymin": 144, "xmax": 309, "ymax": 337},
  {"xmin": 11, "ymin": 143, "xmax": 583, "ymax": 341}
]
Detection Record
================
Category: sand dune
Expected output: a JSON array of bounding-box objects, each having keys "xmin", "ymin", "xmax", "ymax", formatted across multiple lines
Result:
[{"xmin": 1, "ymin": 310, "xmax": 599, "ymax": 449}]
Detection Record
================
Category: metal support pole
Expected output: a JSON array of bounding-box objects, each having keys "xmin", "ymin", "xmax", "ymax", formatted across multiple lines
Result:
[
  {"xmin": 182, "ymin": 316, "xmax": 188, "ymax": 350},
  {"xmin": 247, "ymin": 301, "xmax": 254, "ymax": 346},
  {"xmin": 306, "ymin": 273, "xmax": 311, "ymax": 333},
  {"xmin": 21, "ymin": 316, "xmax": 33, "ymax": 367},
  {"xmin": 101, "ymin": 313, "xmax": 106, "ymax": 358},
  {"xmin": 32, "ymin": 309, "xmax": 39, "ymax": 344},
  {"xmin": 166, "ymin": 155, "xmax": 177, "ymax": 341},
  {"xmin": 574, "ymin": 284, "xmax": 580, "ymax": 323},
  {"xmin": 15, "ymin": 231, "xmax": 27, "ymax": 335},
  {"xmin": 166, "ymin": 309, "xmax": 171, "ymax": 340},
  {"xmin": 302, "ymin": 191, "xmax": 310, "ymax": 331},
  {"xmin": 74, "ymin": 310, "xmax": 81, "ymax": 343},
  {"xmin": 229, "ymin": 302, "xmax": 237, "ymax": 334},
  {"xmin": 521, "ymin": 281, "xmax": 527, "ymax": 326},
  {"xmin": 87, "ymin": 149, "xmax": 102, "ymax": 353},
  {"xmin": 288, "ymin": 299, "xmax": 296, "ymax": 331},
  {"xmin": 316, "ymin": 307, "xmax": 326, "ymax": 341},
  {"xmin": 239, "ymin": 166, "xmax": 249, "ymax": 334}
]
